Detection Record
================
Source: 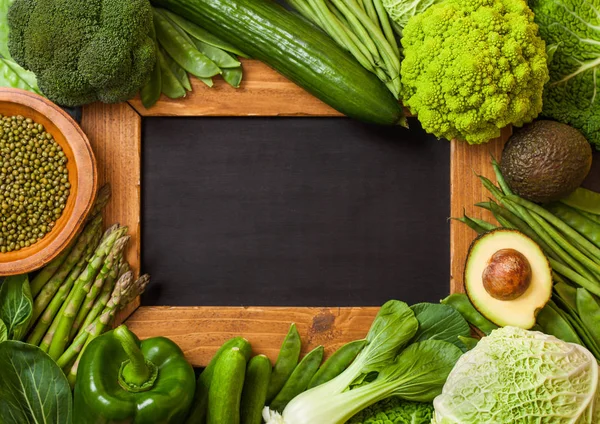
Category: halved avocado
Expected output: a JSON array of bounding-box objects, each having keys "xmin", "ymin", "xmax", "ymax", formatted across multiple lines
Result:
[{"xmin": 465, "ymin": 229, "xmax": 552, "ymax": 329}]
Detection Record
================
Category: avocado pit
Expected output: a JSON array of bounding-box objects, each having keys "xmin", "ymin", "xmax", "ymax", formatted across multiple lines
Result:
[{"xmin": 482, "ymin": 248, "xmax": 532, "ymax": 301}]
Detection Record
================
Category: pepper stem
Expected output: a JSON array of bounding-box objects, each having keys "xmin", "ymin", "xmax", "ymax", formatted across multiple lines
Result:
[{"xmin": 114, "ymin": 325, "xmax": 158, "ymax": 392}]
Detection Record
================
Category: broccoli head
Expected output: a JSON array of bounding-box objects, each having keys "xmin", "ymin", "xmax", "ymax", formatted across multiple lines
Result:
[
  {"xmin": 400, "ymin": 0, "xmax": 549, "ymax": 144},
  {"xmin": 530, "ymin": 0, "xmax": 600, "ymax": 150},
  {"xmin": 347, "ymin": 397, "xmax": 434, "ymax": 424},
  {"xmin": 8, "ymin": 0, "xmax": 156, "ymax": 107}
]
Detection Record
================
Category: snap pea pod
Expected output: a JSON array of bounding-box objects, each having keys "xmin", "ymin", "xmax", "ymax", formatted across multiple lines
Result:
[
  {"xmin": 157, "ymin": 48, "xmax": 186, "ymax": 99},
  {"xmin": 193, "ymin": 40, "xmax": 241, "ymax": 69},
  {"xmin": 266, "ymin": 323, "xmax": 302, "ymax": 403},
  {"xmin": 154, "ymin": 9, "xmax": 220, "ymax": 78},
  {"xmin": 307, "ymin": 339, "xmax": 366, "ymax": 389},
  {"xmin": 0, "ymin": 58, "xmax": 42, "ymax": 94},
  {"xmin": 536, "ymin": 301, "xmax": 582, "ymax": 345},
  {"xmin": 441, "ymin": 294, "xmax": 498, "ymax": 335},
  {"xmin": 199, "ymin": 78, "xmax": 214, "ymax": 87},
  {"xmin": 561, "ymin": 188, "xmax": 600, "ymax": 215},
  {"xmin": 270, "ymin": 345, "xmax": 324, "ymax": 412},
  {"xmin": 161, "ymin": 8, "xmax": 249, "ymax": 58},
  {"xmin": 223, "ymin": 67, "xmax": 243, "ymax": 88},
  {"xmin": 162, "ymin": 47, "xmax": 191, "ymax": 91},
  {"xmin": 458, "ymin": 336, "xmax": 479, "ymax": 351},
  {"xmin": 581, "ymin": 211, "xmax": 600, "ymax": 226},
  {"xmin": 546, "ymin": 203, "xmax": 600, "ymax": 249},
  {"xmin": 554, "ymin": 281, "xmax": 578, "ymax": 311},
  {"xmin": 140, "ymin": 47, "xmax": 162, "ymax": 109},
  {"xmin": 551, "ymin": 295, "xmax": 600, "ymax": 358},
  {"xmin": 576, "ymin": 288, "xmax": 600, "ymax": 348}
]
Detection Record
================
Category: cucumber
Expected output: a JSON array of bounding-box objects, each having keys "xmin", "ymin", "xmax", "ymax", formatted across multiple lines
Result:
[
  {"xmin": 186, "ymin": 337, "xmax": 252, "ymax": 424},
  {"xmin": 152, "ymin": 0, "xmax": 405, "ymax": 125},
  {"xmin": 207, "ymin": 347, "xmax": 248, "ymax": 424},
  {"xmin": 241, "ymin": 355, "xmax": 272, "ymax": 424}
]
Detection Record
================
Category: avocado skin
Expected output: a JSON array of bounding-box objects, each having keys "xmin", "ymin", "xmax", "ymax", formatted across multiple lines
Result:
[{"xmin": 501, "ymin": 120, "xmax": 592, "ymax": 203}]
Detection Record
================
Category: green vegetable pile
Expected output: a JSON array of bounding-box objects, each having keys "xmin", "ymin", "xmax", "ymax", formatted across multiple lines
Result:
[
  {"xmin": 347, "ymin": 397, "xmax": 434, "ymax": 424},
  {"xmin": 530, "ymin": 0, "xmax": 600, "ymax": 150},
  {"xmin": 432, "ymin": 326, "xmax": 600, "ymax": 423},
  {"xmin": 456, "ymin": 160, "xmax": 600, "ymax": 360},
  {"xmin": 0, "ymin": 114, "xmax": 70, "ymax": 252},
  {"xmin": 141, "ymin": 8, "xmax": 247, "ymax": 108},
  {"xmin": 401, "ymin": 0, "xmax": 549, "ymax": 144},
  {"xmin": 7, "ymin": 0, "xmax": 156, "ymax": 107}
]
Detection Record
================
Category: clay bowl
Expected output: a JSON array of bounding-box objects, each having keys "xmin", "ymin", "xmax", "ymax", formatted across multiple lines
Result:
[{"xmin": 0, "ymin": 88, "xmax": 97, "ymax": 276}]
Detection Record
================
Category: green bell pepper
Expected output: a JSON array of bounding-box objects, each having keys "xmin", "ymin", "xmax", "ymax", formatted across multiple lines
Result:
[{"xmin": 74, "ymin": 325, "xmax": 195, "ymax": 423}]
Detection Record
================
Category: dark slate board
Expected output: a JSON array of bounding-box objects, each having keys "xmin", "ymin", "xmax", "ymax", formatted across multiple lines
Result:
[{"xmin": 141, "ymin": 117, "xmax": 450, "ymax": 306}]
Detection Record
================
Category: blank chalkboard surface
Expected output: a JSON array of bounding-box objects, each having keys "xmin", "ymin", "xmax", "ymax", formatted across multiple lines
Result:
[{"xmin": 141, "ymin": 117, "xmax": 450, "ymax": 306}]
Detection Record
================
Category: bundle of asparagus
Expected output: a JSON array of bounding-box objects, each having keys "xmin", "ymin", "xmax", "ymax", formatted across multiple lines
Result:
[{"xmin": 24, "ymin": 185, "xmax": 150, "ymax": 385}]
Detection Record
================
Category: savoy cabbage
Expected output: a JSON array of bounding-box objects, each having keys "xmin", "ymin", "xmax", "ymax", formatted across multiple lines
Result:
[
  {"xmin": 432, "ymin": 327, "xmax": 600, "ymax": 423},
  {"xmin": 530, "ymin": 0, "xmax": 600, "ymax": 150}
]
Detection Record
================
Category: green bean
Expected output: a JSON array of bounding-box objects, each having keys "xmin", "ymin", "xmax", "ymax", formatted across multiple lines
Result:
[
  {"xmin": 491, "ymin": 157, "xmax": 513, "ymax": 196},
  {"xmin": 549, "ymin": 258, "xmax": 600, "ymax": 296},
  {"xmin": 502, "ymin": 198, "xmax": 597, "ymax": 283},
  {"xmin": 154, "ymin": 9, "xmax": 220, "ymax": 78},
  {"xmin": 508, "ymin": 195, "xmax": 600, "ymax": 263},
  {"xmin": 576, "ymin": 288, "xmax": 600, "ymax": 348},
  {"xmin": 561, "ymin": 187, "xmax": 600, "ymax": 215},
  {"xmin": 157, "ymin": 48, "xmax": 186, "ymax": 99},
  {"xmin": 193, "ymin": 40, "xmax": 241, "ymax": 69},
  {"xmin": 451, "ymin": 216, "xmax": 488, "ymax": 234},
  {"xmin": 554, "ymin": 281, "xmax": 578, "ymax": 310},
  {"xmin": 307, "ymin": 339, "xmax": 366, "ymax": 389},
  {"xmin": 266, "ymin": 323, "xmax": 302, "ymax": 403},
  {"xmin": 478, "ymin": 175, "xmax": 505, "ymax": 201},
  {"xmin": 286, "ymin": 0, "xmax": 321, "ymax": 24},
  {"xmin": 536, "ymin": 301, "xmax": 582, "ymax": 344},
  {"xmin": 441, "ymin": 294, "xmax": 498, "ymax": 335},
  {"xmin": 270, "ymin": 345, "xmax": 324, "ymax": 412},
  {"xmin": 495, "ymin": 215, "xmax": 514, "ymax": 229},
  {"xmin": 161, "ymin": 9, "xmax": 249, "ymax": 58},
  {"xmin": 361, "ymin": 0, "xmax": 380, "ymax": 25},
  {"xmin": 140, "ymin": 47, "xmax": 162, "ymax": 109},
  {"xmin": 529, "ymin": 212, "xmax": 600, "ymax": 279},
  {"xmin": 546, "ymin": 203, "xmax": 600, "ymax": 249},
  {"xmin": 162, "ymin": 48, "xmax": 191, "ymax": 91},
  {"xmin": 223, "ymin": 67, "xmax": 243, "ymax": 88},
  {"xmin": 372, "ymin": 0, "xmax": 399, "ymax": 58}
]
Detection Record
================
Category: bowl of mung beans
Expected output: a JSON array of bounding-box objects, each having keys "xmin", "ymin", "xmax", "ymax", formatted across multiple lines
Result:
[{"xmin": 0, "ymin": 88, "xmax": 97, "ymax": 275}]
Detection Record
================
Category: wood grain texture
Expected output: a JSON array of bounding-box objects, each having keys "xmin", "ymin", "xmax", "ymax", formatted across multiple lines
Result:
[
  {"xmin": 81, "ymin": 103, "xmax": 141, "ymax": 323},
  {"xmin": 127, "ymin": 306, "xmax": 379, "ymax": 366},
  {"xmin": 128, "ymin": 59, "xmax": 341, "ymax": 117},
  {"xmin": 449, "ymin": 128, "xmax": 512, "ymax": 294}
]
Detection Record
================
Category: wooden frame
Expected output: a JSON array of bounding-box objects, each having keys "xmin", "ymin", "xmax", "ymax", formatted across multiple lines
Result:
[{"xmin": 81, "ymin": 59, "xmax": 509, "ymax": 366}]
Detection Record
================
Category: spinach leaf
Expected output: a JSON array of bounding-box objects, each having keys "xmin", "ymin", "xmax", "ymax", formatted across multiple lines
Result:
[
  {"xmin": 0, "ymin": 0, "xmax": 14, "ymax": 59},
  {"xmin": 0, "ymin": 274, "xmax": 33, "ymax": 340},
  {"xmin": 0, "ymin": 341, "xmax": 72, "ymax": 424},
  {"xmin": 410, "ymin": 303, "xmax": 470, "ymax": 349},
  {"xmin": 0, "ymin": 319, "xmax": 7, "ymax": 342}
]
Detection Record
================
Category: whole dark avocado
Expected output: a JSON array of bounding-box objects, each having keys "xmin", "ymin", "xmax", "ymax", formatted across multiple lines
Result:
[{"xmin": 501, "ymin": 121, "xmax": 592, "ymax": 203}]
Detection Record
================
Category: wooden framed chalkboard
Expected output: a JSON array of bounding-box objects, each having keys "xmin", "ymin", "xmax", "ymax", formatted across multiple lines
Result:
[{"xmin": 80, "ymin": 59, "xmax": 513, "ymax": 365}]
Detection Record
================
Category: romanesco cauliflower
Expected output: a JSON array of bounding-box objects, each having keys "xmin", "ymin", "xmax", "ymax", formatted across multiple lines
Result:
[{"xmin": 401, "ymin": 0, "xmax": 549, "ymax": 144}]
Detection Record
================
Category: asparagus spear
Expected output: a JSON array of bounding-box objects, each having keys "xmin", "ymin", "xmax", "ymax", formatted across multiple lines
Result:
[
  {"xmin": 31, "ymin": 215, "xmax": 103, "ymax": 323},
  {"xmin": 57, "ymin": 272, "xmax": 132, "ymax": 370},
  {"xmin": 76, "ymin": 253, "xmax": 122, "ymax": 339},
  {"xmin": 29, "ymin": 246, "xmax": 72, "ymax": 298},
  {"xmin": 47, "ymin": 226, "xmax": 127, "ymax": 360},
  {"xmin": 27, "ymin": 230, "xmax": 101, "ymax": 346},
  {"xmin": 120, "ymin": 274, "xmax": 150, "ymax": 308},
  {"xmin": 88, "ymin": 184, "xmax": 111, "ymax": 220},
  {"xmin": 69, "ymin": 236, "xmax": 129, "ymax": 340}
]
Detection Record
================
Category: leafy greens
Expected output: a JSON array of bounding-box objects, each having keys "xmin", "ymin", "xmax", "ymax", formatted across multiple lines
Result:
[
  {"xmin": 530, "ymin": 0, "xmax": 600, "ymax": 150},
  {"xmin": 0, "ymin": 274, "xmax": 33, "ymax": 341},
  {"xmin": 432, "ymin": 327, "xmax": 600, "ymax": 423},
  {"xmin": 263, "ymin": 300, "xmax": 463, "ymax": 424},
  {"xmin": 410, "ymin": 303, "xmax": 470, "ymax": 350},
  {"xmin": 0, "ymin": 341, "xmax": 73, "ymax": 424},
  {"xmin": 382, "ymin": 0, "xmax": 444, "ymax": 36}
]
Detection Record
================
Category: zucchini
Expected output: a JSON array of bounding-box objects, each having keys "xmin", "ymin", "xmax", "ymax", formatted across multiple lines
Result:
[
  {"xmin": 152, "ymin": 0, "xmax": 405, "ymax": 125},
  {"xmin": 207, "ymin": 347, "xmax": 248, "ymax": 424},
  {"xmin": 241, "ymin": 355, "xmax": 272, "ymax": 424}
]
